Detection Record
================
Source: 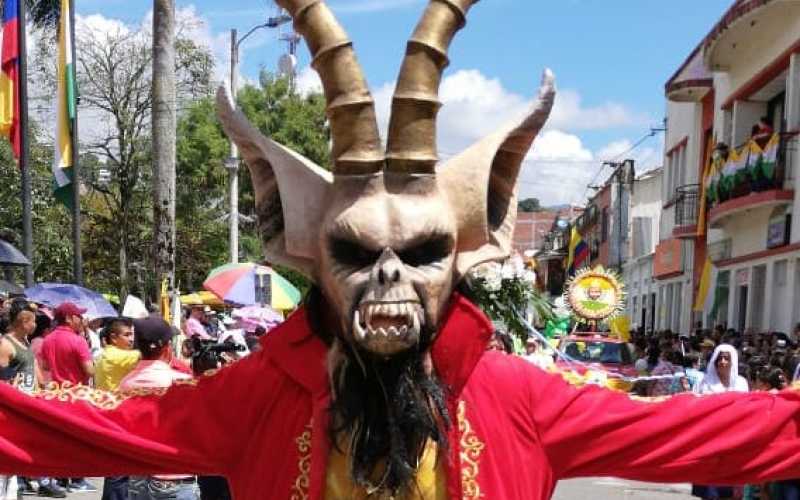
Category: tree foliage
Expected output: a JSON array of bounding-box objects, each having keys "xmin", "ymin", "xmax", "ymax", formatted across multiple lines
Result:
[
  {"xmin": 0, "ymin": 126, "xmax": 73, "ymax": 285},
  {"xmin": 518, "ymin": 197, "xmax": 542, "ymax": 212},
  {"xmin": 174, "ymin": 72, "xmax": 330, "ymax": 294},
  {"xmin": 3, "ymin": 21, "xmax": 328, "ymax": 301}
]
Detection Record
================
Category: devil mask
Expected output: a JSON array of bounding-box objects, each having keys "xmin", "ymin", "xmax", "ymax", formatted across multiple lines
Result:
[{"xmin": 217, "ymin": 0, "xmax": 556, "ymax": 357}]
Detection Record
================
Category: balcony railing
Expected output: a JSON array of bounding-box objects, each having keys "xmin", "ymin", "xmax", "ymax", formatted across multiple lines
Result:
[
  {"xmin": 708, "ymin": 132, "xmax": 797, "ymax": 208},
  {"xmin": 674, "ymin": 184, "xmax": 699, "ymax": 227}
]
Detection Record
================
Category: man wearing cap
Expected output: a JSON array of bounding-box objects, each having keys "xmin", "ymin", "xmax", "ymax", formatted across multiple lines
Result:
[
  {"xmin": 40, "ymin": 303, "xmax": 94, "ymax": 388},
  {"xmin": 121, "ymin": 315, "xmax": 195, "ymax": 500},
  {"xmin": 39, "ymin": 302, "xmax": 98, "ymax": 494}
]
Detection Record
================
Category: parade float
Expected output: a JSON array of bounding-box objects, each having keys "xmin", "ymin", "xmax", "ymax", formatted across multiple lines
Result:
[{"xmin": 557, "ymin": 266, "xmax": 634, "ymax": 391}]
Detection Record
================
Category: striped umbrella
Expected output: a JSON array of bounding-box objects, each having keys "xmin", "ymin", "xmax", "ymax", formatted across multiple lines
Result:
[{"xmin": 203, "ymin": 263, "xmax": 301, "ymax": 310}]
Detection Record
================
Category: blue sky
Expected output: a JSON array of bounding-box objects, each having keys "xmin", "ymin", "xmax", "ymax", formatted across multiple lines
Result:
[{"xmin": 75, "ymin": 0, "xmax": 734, "ymax": 205}]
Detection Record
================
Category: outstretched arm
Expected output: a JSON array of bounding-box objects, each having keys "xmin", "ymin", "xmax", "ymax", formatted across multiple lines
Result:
[
  {"xmin": 0, "ymin": 350, "xmax": 286, "ymax": 479},
  {"xmin": 530, "ymin": 366, "xmax": 800, "ymax": 484}
]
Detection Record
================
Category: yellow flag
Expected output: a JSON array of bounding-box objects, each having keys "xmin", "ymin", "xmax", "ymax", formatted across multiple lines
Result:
[
  {"xmin": 696, "ymin": 135, "xmax": 715, "ymax": 236},
  {"xmin": 160, "ymin": 278, "xmax": 170, "ymax": 323}
]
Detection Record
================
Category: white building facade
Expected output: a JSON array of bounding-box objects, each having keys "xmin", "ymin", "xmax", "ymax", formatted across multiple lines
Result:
[
  {"xmin": 662, "ymin": 0, "xmax": 800, "ymax": 335},
  {"xmin": 623, "ymin": 169, "xmax": 662, "ymax": 333}
]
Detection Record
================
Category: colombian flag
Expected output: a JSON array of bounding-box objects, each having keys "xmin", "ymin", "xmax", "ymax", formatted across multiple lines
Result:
[
  {"xmin": 566, "ymin": 226, "xmax": 589, "ymax": 275},
  {"xmin": 53, "ymin": 0, "xmax": 76, "ymax": 207},
  {"xmin": 0, "ymin": 0, "xmax": 20, "ymax": 159}
]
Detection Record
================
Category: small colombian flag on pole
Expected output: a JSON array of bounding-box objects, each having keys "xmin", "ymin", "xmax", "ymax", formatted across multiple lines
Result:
[
  {"xmin": 53, "ymin": 0, "xmax": 76, "ymax": 207},
  {"xmin": 0, "ymin": 0, "xmax": 20, "ymax": 159}
]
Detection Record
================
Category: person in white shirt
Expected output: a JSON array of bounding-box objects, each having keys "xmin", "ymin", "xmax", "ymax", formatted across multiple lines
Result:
[
  {"xmin": 122, "ymin": 315, "xmax": 196, "ymax": 500},
  {"xmin": 694, "ymin": 343, "xmax": 749, "ymax": 394}
]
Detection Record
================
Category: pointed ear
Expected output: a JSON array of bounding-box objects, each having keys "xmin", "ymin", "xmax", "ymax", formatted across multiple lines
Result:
[
  {"xmin": 215, "ymin": 86, "xmax": 333, "ymax": 280},
  {"xmin": 440, "ymin": 70, "xmax": 555, "ymax": 280}
]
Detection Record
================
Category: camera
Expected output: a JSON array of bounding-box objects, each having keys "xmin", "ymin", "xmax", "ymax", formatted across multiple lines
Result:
[{"xmin": 187, "ymin": 337, "xmax": 246, "ymax": 375}]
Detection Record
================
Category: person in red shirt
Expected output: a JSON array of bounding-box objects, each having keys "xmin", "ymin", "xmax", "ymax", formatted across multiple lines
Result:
[
  {"xmin": 39, "ymin": 303, "xmax": 94, "ymax": 386},
  {"xmin": 37, "ymin": 302, "xmax": 97, "ymax": 494}
]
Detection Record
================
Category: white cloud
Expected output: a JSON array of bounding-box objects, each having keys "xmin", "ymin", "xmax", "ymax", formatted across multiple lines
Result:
[
  {"xmin": 295, "ymin": 66, "xmax": 323, "ymax": 97},
  {"xmin": 549, "ymin": 89, "xmax": 650, "ymax": 130},
  {"xmin": 369, "ymin": 68, "xmax": 662, "ymax": 206}
]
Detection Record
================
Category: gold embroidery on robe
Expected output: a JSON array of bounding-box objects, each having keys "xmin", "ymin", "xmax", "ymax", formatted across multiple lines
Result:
[
  {"xmin": 32, "ymin": 382, "xmax": 172, "ymax": 410},
  {"xmin": 458, "ymin": 400, "xmax": 485, "ymax": 499},
  {"xmin": 291, "ymin": 421, "xmax": 312, "ymax": 500}
]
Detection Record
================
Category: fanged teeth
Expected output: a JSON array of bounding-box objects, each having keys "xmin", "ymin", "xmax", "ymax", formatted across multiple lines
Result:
[
  {"xmin": 353, "ymin": 310, "xmax": 368, "ymax": 341},
  {"xmin": 353, "ymin": 302, "xmax": 426, "ymax": 342}
]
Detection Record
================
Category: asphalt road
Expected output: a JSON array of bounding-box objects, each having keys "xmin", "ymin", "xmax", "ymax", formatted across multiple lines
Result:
[
  {"xmin": 553, "ymin": 478, "xmax": 695, "ymax": 499},
  {"xmin": 63, "ymin": 477, "xmax": 696, "ymax": 499}
]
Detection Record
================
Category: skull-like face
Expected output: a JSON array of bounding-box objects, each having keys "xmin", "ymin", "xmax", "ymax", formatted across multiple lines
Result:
[
  {"xmin": 319, "ymin": 176, "xmax": 457, "ymax": 356},
  {"xmin": 216, "ymin": 0, "xmax": 556, "ymax": 361}
]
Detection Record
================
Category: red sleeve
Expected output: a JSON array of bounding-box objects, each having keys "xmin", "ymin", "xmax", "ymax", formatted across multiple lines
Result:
[
  {"xmin": 529, "ymin": 366, "xmax": 800, "ymax": 484},
  {"xmin": 0, "ymin": 350, "xmax": 286, "ymax": 478}
]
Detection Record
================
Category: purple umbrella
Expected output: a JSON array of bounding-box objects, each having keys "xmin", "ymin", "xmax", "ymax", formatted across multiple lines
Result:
[
  {"xmin": 24, "ymin": 283, "xmax": 118, "ymax": 320},
  {"xmin": 232, "ymin": 305, "xmax": 283, "ymax": 333}
]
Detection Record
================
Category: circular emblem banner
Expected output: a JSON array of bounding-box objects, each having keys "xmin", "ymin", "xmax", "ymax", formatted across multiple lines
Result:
[{"xmin": 565, "ymin": 267, "xmax": 624, "ymax": 321}]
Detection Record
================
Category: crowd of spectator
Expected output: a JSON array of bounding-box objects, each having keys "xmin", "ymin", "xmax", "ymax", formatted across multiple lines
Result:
[
  {"xmin": 628, "ymin": 323, "xmax": 800, "ymax": 398},
  {"xmin": 0, "ymin": 295, "xmax": 265, "ymax": 500}
]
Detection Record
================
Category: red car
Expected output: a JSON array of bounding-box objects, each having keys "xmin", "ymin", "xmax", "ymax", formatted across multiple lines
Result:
[{"xmin": 555, "ymin": 333, "xmax": 637, "ymax": 379}]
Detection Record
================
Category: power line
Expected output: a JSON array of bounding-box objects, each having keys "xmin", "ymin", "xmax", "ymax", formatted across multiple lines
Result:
[{"xmin": 571, "ymin": 129, "xmax": 663, "ymax": 206}]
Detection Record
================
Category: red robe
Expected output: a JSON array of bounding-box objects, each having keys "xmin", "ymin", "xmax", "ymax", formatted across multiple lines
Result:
[{"xmin": 2, "ymin": 294, "xmax": 800, "ymax": 499}]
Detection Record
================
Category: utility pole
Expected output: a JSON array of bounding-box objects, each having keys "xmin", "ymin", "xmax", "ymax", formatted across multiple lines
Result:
[
  {"xmin": 69, "ymin": 0, "xmax": 83, "ymax": 285},
  {"xmin": 18, "ymin": 0, "xmax": 33, "ymax": 286},
  {"xmin": 226, "ymin": 13, "xmax": 292, "ymax": 264},
  {"xmin": 227, "ymin": 28, "xmax": 240, "ymax": 263}
]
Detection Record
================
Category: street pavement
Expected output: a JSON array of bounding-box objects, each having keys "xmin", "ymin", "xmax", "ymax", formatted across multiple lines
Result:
[
  {"xmin": 554, "ymin": 478, "xmax": 695, "ymax": 499},
  {"xmin": 62, "ymin": 477, "xmax": 695, "ymax": 499}
]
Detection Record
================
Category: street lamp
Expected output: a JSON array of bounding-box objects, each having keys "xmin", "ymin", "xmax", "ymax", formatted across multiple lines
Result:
[{"xmin": 227, "ymin": 13, "xmax": 293, "ymax": 264}]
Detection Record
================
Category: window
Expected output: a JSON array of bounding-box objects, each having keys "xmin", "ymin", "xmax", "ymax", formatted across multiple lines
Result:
[
  {"xmin": 601, "ymin": 208, "xmax": 609, "ymax": 243},
  {"xmin": 664, "ymin": 141, "xmax": 687, "ymax": 202},
  {"xmin": 632, "ymin": 217, "xmax": 653, "ymax": 258}
]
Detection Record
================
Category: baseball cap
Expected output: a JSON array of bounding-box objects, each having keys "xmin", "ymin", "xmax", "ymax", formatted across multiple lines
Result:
[
  {"xmin": 53, "ymin": 302, "xmax": 87, "ymax": 322},
  {"xmin": 133, "ymin": 314, "xmax": 174, "ymax": 350},
  {"xmin": 701, "ymin": 339, "xmax": 716, "ymax": 348}
]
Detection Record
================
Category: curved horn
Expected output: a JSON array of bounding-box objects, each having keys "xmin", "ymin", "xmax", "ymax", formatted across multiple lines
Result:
[
  {"xmin": 385, "ymin": 0, "xmax": 479, "ymax": 174},
  {"xmin": 276, "ymin": 0, "xmax": 383, "ymax": 175}
]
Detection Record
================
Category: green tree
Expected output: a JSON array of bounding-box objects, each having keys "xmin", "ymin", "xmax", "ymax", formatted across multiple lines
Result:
[
  {"xmin": 518, "ymin": 197, "xmax": 542, "ymax": 212},
  {"xmin": 174, "ymin": 72, "xmax": 330, "ymax": 295},
  {"xmin": 0, "ymin": 125, "xmax": 73, "ymax": 285},
  {"xmin": 27, "ymin": 18, "xmax": 215, "ymax": 300},
  {"xmin": 174, "ymin": 97, "xmax": 229, "ymax": 291}
]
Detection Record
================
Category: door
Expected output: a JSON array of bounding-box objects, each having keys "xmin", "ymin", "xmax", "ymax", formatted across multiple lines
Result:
[{"xmin": 737, "ymin": 285, "xmax": 748, "ymax": 333}]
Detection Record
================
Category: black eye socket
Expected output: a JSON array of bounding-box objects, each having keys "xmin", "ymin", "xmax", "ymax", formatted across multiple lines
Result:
[
  {"xmin": 398, "ymin": 235, "xmax": 453, "ymax": 267},
  {"xmin": 329, "ymin": 237, "xmax": 381, "ymax": 268}
]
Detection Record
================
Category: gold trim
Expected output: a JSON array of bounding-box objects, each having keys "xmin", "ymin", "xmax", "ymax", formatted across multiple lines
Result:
[
  {"xmin": 33, "ymin": 382, "xmax": 171, "ymax": 410},
  {"xmin": 457, "ymin": 400, "xmax": 484, "ymax": 499},
  {"xmin": 31, "ymin": 380, "xmax": 202, "ymax": 410},
  {"xmin": 290, "ymin": 420, "xmax": 313, "ymax": 500}
]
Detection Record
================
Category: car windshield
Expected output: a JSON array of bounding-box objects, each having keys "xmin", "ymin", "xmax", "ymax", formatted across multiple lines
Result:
[{"xmin": 562, "ymin": 340, "xmax": 625, "ymax": 364}]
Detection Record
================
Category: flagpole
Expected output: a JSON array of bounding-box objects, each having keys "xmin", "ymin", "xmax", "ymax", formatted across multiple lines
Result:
[
  {"xmin": 68, "ymin": 0, "xmax": 82, "ymax": 285},
  {"xmin": 18, "ymin": 0, "xmax": 33, "ymax": 287}
]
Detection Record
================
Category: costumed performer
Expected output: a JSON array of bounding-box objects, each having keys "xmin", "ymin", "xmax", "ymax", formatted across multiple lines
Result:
[{"xmin": 4, "ymin": 1, "xmax": 800, "ymax": 499}]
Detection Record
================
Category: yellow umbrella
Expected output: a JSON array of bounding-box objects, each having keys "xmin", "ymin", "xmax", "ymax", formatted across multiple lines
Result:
[{"xmin": 180, "ymin": 290, "xmax": 224, "ymax": 307}]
